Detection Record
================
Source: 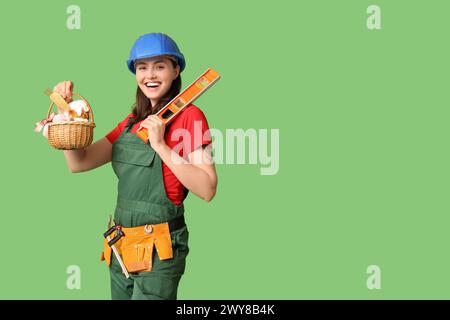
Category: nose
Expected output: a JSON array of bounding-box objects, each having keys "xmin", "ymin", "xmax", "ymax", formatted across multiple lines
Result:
[
  {"xmin": 149, "ymin": 66, "xmax": 158, "ymax": 78},
  {"xmin": 142, "ymin": 68, "xmax": 156, "ymax": 81},
  {"xmin": 145, "ymin": 71, "xmax": 156, "ymax": 80}
]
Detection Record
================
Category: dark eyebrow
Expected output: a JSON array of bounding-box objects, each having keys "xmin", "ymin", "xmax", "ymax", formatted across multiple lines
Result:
[{"xmin": 135, "ymin": 60, "xmax": 167, "ymax": 67}]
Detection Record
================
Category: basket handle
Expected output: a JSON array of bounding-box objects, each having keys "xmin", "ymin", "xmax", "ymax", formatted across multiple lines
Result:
[{"xmin": 46, "ymin": 93, "xmax": 95, "ymax": 123}]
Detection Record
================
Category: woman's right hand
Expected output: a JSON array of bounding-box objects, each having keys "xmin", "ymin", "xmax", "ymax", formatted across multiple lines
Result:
[
  {"xmin": 52, "ymin": 81, "xmax": 74, "ymax": 115},
  {"xmin": 53, "ymin": 80, "xmax": 74, "ymax": 103}
]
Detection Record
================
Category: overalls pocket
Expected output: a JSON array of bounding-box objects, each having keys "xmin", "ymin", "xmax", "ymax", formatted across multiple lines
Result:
[
  {"xmin": 112, "ymin": 143, "xmax": 156, "ymax": 167},
  {"xmin": 171, "ymin": 226, "xmax": 189, "ymax": 259},
  {"xmin": 111, "ymin": 143, "xmax": 156, "ymax": 199}
]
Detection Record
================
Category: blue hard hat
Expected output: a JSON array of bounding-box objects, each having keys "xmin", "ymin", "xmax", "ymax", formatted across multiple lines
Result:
[{"xmin": 126, "ymin": 33, "xmax": 185, "ymax": 74}]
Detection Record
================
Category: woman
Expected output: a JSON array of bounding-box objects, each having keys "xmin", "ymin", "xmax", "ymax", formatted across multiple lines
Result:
[{"xmin": 53, "ymin": 33, "xmax": 217, "ymax": 300}]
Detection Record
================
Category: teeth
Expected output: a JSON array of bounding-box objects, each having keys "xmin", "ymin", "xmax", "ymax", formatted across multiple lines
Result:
[{"xmin": 146, "ymin": 82, "xmax": 160, "ymax": 87}]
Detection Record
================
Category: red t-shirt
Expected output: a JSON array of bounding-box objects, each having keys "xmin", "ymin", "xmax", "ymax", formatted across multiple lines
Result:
[{"xmin": 106, "ymin": 104, "xmax": 212, "ymax": 205}]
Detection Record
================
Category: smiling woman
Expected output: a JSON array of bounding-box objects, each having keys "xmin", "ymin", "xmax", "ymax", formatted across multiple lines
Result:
[
  {"xmin": 52, "ymin": 33, "xmax": 218, "ymax": 300},
  {"xmin": 103, "ymin": 33, "xmax": 217, "ymax": 300}
]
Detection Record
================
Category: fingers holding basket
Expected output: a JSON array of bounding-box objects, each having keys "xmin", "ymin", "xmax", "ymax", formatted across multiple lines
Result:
[{"xmin": 53, "ymin": 80, "xmax": 74, "ymax": 103}]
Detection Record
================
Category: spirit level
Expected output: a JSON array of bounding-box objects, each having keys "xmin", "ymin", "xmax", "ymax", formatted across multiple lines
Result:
[{"xmin": 136, "ymin": 67, "xmax": 220, "ymax": 143}]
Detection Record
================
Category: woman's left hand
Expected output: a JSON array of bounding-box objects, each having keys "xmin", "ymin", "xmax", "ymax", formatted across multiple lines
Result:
[{"xmin": 140, "ymin": 115, "xmax": 166, "ymax": 150}]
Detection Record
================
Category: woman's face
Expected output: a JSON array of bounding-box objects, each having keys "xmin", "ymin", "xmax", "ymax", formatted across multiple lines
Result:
[{"xmin": 135, "ymin": 56, "xmax": 180, "ymax": 105}]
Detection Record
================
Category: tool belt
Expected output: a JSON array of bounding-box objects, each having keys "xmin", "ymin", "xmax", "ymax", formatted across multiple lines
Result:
[{"xmin": 101, "ymin": 215, "xmax": 185, "ymax": 273}]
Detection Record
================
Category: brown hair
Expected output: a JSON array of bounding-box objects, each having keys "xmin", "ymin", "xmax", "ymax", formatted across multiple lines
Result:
[{"xmin": 126, "ymin": 59, "xmax": 181, "ymax": 128}]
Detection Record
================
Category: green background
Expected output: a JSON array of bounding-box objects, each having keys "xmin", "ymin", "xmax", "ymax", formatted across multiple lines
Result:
[{"xmin": 0, "ymin": 0, "xmax": 448, "ymax": 299}]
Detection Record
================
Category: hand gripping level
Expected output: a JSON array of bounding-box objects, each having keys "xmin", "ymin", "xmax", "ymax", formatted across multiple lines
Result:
[{"xmin": 136, "ymin": 67, "xmax": 220, "ymax": 143}]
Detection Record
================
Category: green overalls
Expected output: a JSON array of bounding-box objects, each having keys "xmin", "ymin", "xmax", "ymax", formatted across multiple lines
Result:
[{"xmin": 109, "ymin": 123, "xmax": 189, "ymax": 300}]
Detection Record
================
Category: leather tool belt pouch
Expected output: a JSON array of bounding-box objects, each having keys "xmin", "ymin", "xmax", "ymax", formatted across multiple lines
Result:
[{"xmin": 101, "ymin": 222, "xmax": 173, "ymax": 273}]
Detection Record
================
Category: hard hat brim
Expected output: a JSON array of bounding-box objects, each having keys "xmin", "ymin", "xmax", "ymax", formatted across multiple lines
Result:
[{"xmin": 127, "ymin": 52, "xmax": 185, "ymax": 74}]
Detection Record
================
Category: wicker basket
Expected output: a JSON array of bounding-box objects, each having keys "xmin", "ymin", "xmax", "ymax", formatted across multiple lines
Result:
[{"xmin": 47, "ymin": 93, "xmax": 96, "ymax": 150}]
